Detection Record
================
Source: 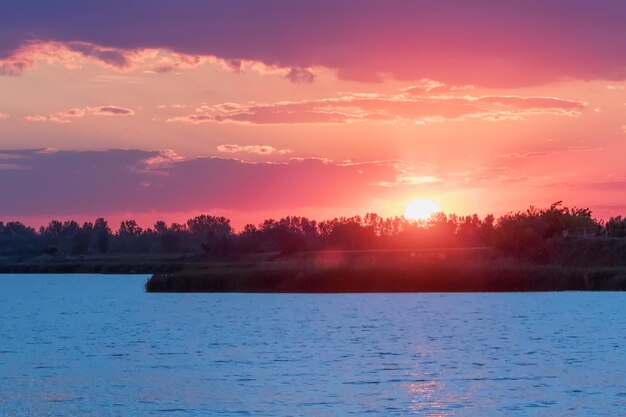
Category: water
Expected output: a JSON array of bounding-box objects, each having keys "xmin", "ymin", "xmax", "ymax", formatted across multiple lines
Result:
[{"xmin": 0, "ymin": 275, "xmax": 625, "ymax": 416}]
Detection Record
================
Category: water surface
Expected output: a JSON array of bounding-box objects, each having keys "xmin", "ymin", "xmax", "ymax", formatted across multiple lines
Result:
[{"xmin": 0, "ymin": 274, "xmax": 624, "ymax": 416}]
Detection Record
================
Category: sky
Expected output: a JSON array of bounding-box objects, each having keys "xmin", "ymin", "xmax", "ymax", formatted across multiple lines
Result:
[{"xmin": 0, "ymin": 1, "xmax": 625, "ymax": 229}]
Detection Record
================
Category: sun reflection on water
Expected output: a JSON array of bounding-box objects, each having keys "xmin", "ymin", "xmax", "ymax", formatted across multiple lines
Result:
[{"xmin": 403, "ymin": 369, "xmax": 473, "ymax": 416}]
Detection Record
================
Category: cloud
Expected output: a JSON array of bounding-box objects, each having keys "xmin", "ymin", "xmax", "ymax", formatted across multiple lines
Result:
[
  {"xmin": 402, "ymin": 79, "xmax": 457, "ymax": 95},
  {"xmin": 373, "ymin": 163, "xmax": 530, "ymax": 189},
  {"xmin": 0, "ymin": 41, "xmax": 126, "ymax": 75},
  {"xmin": 556, "ymin": 179, "xmax": 626, "ymax": 193},
  {"xmin": 0, "ymin": 41, "xmax": 217, "ymax": 76},
  {"xmin": 217, "ymin": 144, "xmax": 293, "ymax": 155},
  {"xmin": 60, "ymin": 108, "xmax": 86, "ymax": 118},
  {"xmin": 23, "ymin": 105, "xmax": 134, "ymax": 123},
  {"xmin": 0, "ymin": 149, "xmax": 400, "ymax": 216},
  {"xmin": 168, "ymin": 93, "xmax": 585, "ymax": 125},
  {"xmin": 167, "ymin": 115, "xmax": 213, "ymax": 124},
  {"xmin": 64, "ymin": 41, "xmax": 131, "ymax": 68},
  {"xmin": 285, "ymin": 67, "xmax": 315, "ymax": 84},
  {"xmin": 566, "ymin": 146, "xmax": 605, "ymax": 152},
  {"xmin": 500, "ymin": 151, "xmax": 552, "ymax": 158},
  {"xmin": 0, "ymin": 112, "xmax": 9, "ymax": 119},
  {"xmin": 1, "ymin": 148, "xmax": 620, "ymax": 219},
  {"xmin": 0, "ymin": 40, "xmax": 300, "ymax": 81},
  {"xmin": 500, "ymin": 146, "xmax": 604, "ymax": 158},
  {"xmin": 23, "ymin": 115, "xmax": 48, "ymax": 122},
  {"xmin": 476, "ymin": 96, "xmax": 584, "ymax": 109},
  {"xmin": 92, "ymin": 106, "xmax": 134, "ymax": 116},
  {"xmin": 157, "ymin": 104, "xmax": 187, "ymax": 109},
  {"xmin": 454, "ymin": 167, "xmax": 529, "ymax": 187},
  {"xmin": 142, "ymin": 149, "xmax": 184, "ymax": 166},
  {"xmin": 1, "ymin": 1, "xmax": 624, "ymax": 86},
  {"xmin": 375, "ymin": 175, "xmax": 442, "ymax": 187}
]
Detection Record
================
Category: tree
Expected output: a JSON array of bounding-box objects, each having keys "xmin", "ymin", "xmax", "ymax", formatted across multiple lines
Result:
[
  {"xmin": 606, "ymin": 216, "xmax": 626, "ymax": 237},
  {"xmin": 118, "ymin": 220, "xmax": 143, "ymax": 237},
  {"xmin": 71, "ymin": 231, "xmax": 90, "ymax": 255},
  {"xmin": 186, "ymin": 215, "xmax": 233, "ymax": 256},
  {"xmin": 160, "ymin": 232, "xmax": 181, "ymax": 253},
  {"xmin": 319, "ymin": 216, "xmax": 375, "ymax": 249},
  {"xmin": 94, "ymin": 218, "xmax": 111, "ymax": 253},
  {"xmin": 154, "ymin": 220, "xmax": 168, "ymax": 234}
]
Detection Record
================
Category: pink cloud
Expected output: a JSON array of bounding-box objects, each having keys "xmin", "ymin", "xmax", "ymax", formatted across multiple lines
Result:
[
  {"xmin": 167, "ymin": 114, "xmax": 214, "ymax": 124},
  {"xmin": 0, "ymin": 42, "xmax": 123, "ymax": 75},
  {"xmin": 0, "ymin": 41, "xmax": 213, "ymax": 76},
  {"xmin": 142, "ymin": 149, "xmax": 184, "ymax": 166},
  {"xmin": 374, "ymin": 164, "xmax": 531, "ymax": 189},
  {"xmin": 402, "ymin": 79, "xmax": 456, "ymax": 95},
  {"xmin": 500, "ymin": 146, "xmax": 604, "ymax": 158},
  {"xmin": 0, "ymin": 40, "xmax": 305, "ymax": 82},
  {"xmin": 23, "ymin": 105, "xmax": 134, "ymax": 123},
  {"xmin": 476, "ymin": 96, "xmax": 585, "ymax": 109},
  {"xmin": 217, "ymin": 144, "xmax": 293, "ymax": 155},
  {"xmin": 23, "ymin": 115, "xmax": 48, "ymax": 123},
  {"xmin": 167, "ymin": 93, "xmax": 585, "ymax": 125}
]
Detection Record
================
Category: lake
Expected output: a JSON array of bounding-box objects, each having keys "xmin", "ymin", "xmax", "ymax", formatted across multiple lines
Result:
[{"xmin": 0, "ymin": 274, "xmax": 624, "ymax": 416}]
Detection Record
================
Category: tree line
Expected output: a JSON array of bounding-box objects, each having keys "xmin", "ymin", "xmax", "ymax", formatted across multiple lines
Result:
[{"xmin": 1, "ymin": 202, "xmax": 624, "ymax": 258}]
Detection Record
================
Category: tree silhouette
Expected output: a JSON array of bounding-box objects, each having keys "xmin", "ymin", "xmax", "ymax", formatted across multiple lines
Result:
[
  {"xmin": 94, "ymin": 218, "xmax": 111, "ymax": 253},
  {"xmin": 186, "ymin": 215, "xmax": 233, "ymax": 256},
  {"xmin": 0, "ymin": 202, "xmax": 622, "ymax": 258}
]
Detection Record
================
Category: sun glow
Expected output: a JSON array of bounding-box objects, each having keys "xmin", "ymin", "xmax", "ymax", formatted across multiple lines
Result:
[{"xmin": 403, "ymin": 198, "xmax": 441, "ymax": 221}]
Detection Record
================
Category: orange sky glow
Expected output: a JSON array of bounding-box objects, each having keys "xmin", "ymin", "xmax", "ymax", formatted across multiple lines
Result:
[{"xmin": 1, "ymin": 2, "xmax": 624, "ymax": 230}]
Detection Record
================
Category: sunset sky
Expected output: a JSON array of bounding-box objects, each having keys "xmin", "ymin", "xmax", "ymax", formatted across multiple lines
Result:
[{"xmin": 1, "ymin": 1, "xmax": 625, "ymax": 229}]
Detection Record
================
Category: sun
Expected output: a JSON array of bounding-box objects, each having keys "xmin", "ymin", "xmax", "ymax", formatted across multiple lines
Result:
[{"xmin": 403, "ymin": 198, "xmax": 441, "ymax": 221}]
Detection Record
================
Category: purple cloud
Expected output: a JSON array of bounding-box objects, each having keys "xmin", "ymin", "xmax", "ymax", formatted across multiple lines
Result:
[
  {"xmin": 65, "ymin": 41, "xmax": 130, "ymax": 68},
  {"xmin": 0, "ymin": 149, "xmax": 399, "ymax": 217},
  {"xmin": 0, "ymin": 1, "xmax": 624, "ymax": 86},
  {"xmin": 93, "ymin": 106, "xmax": 134, "ymax": 116},
  {"xmin": 285, "ymin": 67, "xmax": 315, "ymax": 84}
]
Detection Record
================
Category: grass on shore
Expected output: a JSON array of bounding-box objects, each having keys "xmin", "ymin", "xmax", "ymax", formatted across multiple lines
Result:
[
  {"xmin": 2, "ymin": 246, "xmax": 625, "ymax": 292},
  {"xmin": 145, "ymin": 250, "xmax": 626, "ymax": 293}
]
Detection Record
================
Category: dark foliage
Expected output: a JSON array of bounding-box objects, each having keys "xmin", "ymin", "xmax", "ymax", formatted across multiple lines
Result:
[{"xmin": 0, "ymin": 203, "xmax": 623, "ymax": 259}]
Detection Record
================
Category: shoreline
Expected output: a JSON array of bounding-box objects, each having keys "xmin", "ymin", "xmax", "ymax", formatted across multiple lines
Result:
[
  {"xmin": 2, "ymin": 248, "xmax": 625, "ymax": 293},
  {"xmin": 144, "ymin": 250, "xmax": 626, "ymax": 293}
]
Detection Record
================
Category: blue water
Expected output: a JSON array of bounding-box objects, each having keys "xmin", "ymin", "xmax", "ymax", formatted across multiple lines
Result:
[{"xmin": 0, "ymin": 275, "xmax": 625, "ymax": 416}]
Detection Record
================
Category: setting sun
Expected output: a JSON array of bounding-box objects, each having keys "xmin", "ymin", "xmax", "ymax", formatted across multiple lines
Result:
[{"xmin": 403, "ymin": 198, "xmax": 441, "ymax": 221}]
